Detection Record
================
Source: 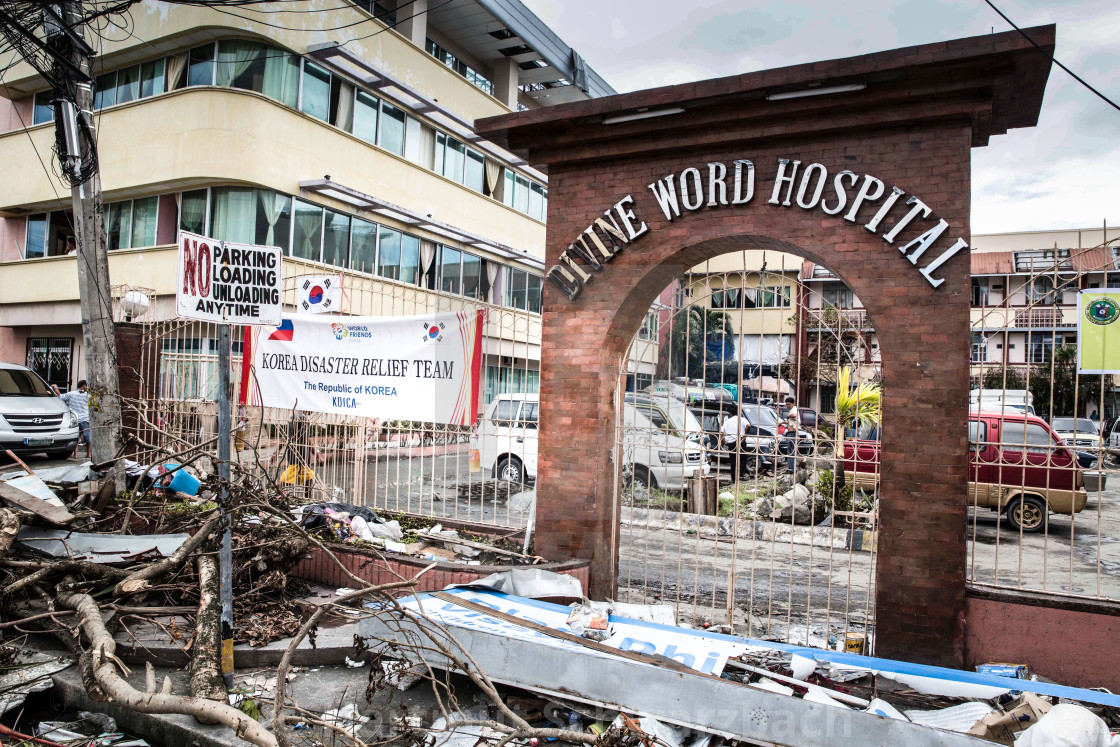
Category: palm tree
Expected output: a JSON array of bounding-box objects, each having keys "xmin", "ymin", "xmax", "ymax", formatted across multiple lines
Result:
[
  {"xmin": 834, "ymin": 366, "xmax": 881, "ymax": 495},
  {"xmin": 662, "ymin": 305, "xmax": 735, "ymax": 379}
]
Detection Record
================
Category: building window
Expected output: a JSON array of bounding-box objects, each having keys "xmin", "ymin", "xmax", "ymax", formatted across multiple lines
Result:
[
  {"xmin": 292, "ymin": 199, "xmax": 324, "ymax": 261},
  {"xmin": 187, "ymin": 43, "xmax": 216, "ymax": 87},
  {"xmin": 483, "ymin": 364, "xmax": 540, "ymax": 405},
  {"xmin": 638, "ymin": 309, "xmax": 659, "ymax": 341},
  {"xmin": 424, "ymin": 38, "xmax": 494, "ymax": 96},
  {"xmin": 375, "ymin": 226, "xmax": 419, "ymax": 284},
  {"xmin": 299, "ymin": 60, "xmax": 331, "ymax": 121},
  {"xmin": 379, "ymin": 102, "xmax": 406, "ymax": 156},
  {"xmin": 1027, "ymin": 276, "xmax": 1057, "ymax": 305},
  {"xmin": 352, "ymin": 90, "xmax": 379, "ymax": 144},
  {"xmin": 209, "ymin": 187, "xmax": 291, "ymax": 250},
  {"xmin": 1027, "ymin": 332, "xmax": 1057, "ymax": 364},
  {"xmin": 762, "ymin": 286, "xmax": 791, "ymax": 308},
  {"xmin": 322, "ymin": 209, "xmax": 351, "ymax": 267},
  {"xmin": 440, "ymin": 246, "xmax": 462, "ymax": 295},
  {"xmin": 823, "ymin": 285, "xmax": 854, "ymax": 309},
  {"xmin": 711, "ymin": 288, "xmax": 741, "ymax": 309},
  {"xmin": 103, "ymin": 197, "xmax": 156, "ymax": 250},
  {"xmin": 972, "ymin": 277, "xmax": 989, "ymax": 307},
  {"xmin": 349, "ymin": 216, "xmax": 378, "ymax": 273},
  {"xmin": 24, "ymin": 214, "xmax": 48, "ymax": 259},
  {"xmin": 179, "ymin": 189, "xmax": 208, "ymax": 235},
  {"xmin": 32, "ymin": 91, "xmax": 53, "ymax": 125},
  {"xmin": 504, "ymin": 269, "xmax": 542, "ymax": 313},
  {"xmin": 971, "ymin": 333, "xmax": 987, "ymax": 363},
  {"xmin": 26, "ymin": 338, "xmax": 73, "ymax": 391}
]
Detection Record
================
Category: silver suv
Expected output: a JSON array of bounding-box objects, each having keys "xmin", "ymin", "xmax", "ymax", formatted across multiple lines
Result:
[{"xmin": 0, "ymin": 363, "xmax": 80, "ymax": 458}]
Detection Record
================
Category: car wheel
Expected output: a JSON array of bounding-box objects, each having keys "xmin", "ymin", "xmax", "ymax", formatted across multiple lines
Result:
[
  {"xmin": 631, "ymin": 465, "xmax": 657, "ymax": 490},
  {"xmin": 1006, "ymin": 495, "xmax": 1047, "ymax": 533},
  {"xmin": 495, "ymin": 457, "xmax": 524, "ymax": 483}
]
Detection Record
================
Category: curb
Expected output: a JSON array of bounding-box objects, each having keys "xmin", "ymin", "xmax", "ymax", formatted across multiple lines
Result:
[
  {"xmin": 621, "ymin": 506, "xmax": 877, "ymax": 553},
  {"xmin": 51, "ymin": 668, "xmax": 245, "ymax": 747}
]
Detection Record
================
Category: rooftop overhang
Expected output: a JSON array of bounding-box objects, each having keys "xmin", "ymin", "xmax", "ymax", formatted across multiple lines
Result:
[
  {"xmin": 476, "ymin": 25, "xmax": 1055, "ymax": 170},
  {"xmin": 428, "ymin": 0, "xmax": 615, "ymax": 102}
]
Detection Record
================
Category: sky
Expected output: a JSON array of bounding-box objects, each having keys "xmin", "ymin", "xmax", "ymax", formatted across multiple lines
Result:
[{"xmin": 521, "ymin": 0, "xmax": 1119, "ymax": 236}]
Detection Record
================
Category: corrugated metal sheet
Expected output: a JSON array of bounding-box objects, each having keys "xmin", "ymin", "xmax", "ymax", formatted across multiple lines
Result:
[{"xmin": 970, "ymin": 251, "xmax": 1014, "ymax": 276}]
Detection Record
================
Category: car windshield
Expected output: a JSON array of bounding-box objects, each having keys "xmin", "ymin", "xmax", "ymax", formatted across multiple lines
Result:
[
  {"xmin": 1052, "ymin": 418, "xmax": 1098, "ymax": 434},
  {"xmin": 663, "ymin": 398, "xmax": 704, "ymax": 435},
  {"xmin": 743, "ymin": 405, "xmax": 779, "ymax": 427},
  {"xmin": 0, "ymin": 369, "xmax": 54, "ymax": 397}
]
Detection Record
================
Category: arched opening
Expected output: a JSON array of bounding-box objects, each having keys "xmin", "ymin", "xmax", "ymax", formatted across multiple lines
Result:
[{"xmin": 612, "ymin": 243, "xmax": 884, "ymax": 648}]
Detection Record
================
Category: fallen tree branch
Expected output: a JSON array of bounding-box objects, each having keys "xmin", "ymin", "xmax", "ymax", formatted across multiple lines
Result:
[
  {"xmin": 0, "ymin": 507, "xmax": 20, "ymax": 560},
  {"xmin": 2, "ymin": 560, "xmax": 128, "ymax": 599},
  {"xmin": 112, "ymin": 512, "xmax": 223, "ymax": 596},
  {"xmin": 189, "ymin": 552, "xmax": 226, "ymax": 713},
  {"xmin": 58, "ymin": 586, "xmax": 278, "ymax": 747}
]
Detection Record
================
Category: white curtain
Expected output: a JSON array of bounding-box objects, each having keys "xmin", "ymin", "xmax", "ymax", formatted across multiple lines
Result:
[
  {"xmin": 166, "ymin": 54, "xmax": 187, "ymax": 90},
  {"xmin": 735, "ymin": 334, "xmax": 792, "ymax": 365},
  {"xmin": 211, "ymin": 188, "xmax": 257, "ymax": 244},
  {"xmin": 486, "ymin": 260, "xmax": 499, "ymax": 302},
  {"xmin": 484, "ymin": 159, "xmax": 502, "ymax": 199},
  {"xmin": 262, "ymin": 51, "xmax": 299, "ymax": 107},
  {"xmin": 419, "ymin": 125, "xmax": 436, "ymax": 170},
  {"xmin": 335, "ymin": 82, "xmax": 354, "ymax": 131},
  {"xmin": 180, "ymin": 192, "xmax": 206, "ymax": 234},
  {"xmin": 259, "ymin": 191, "xmax": 287, "ymax": 246},
  {"xmin": 420, "ymin": 240, "xmax": 436, "ymax": 285},
  {"xmin": 296, "ymin": 208, "xmax": 323, "ymax": 260},
  {"xmin": 216, "ymin": 41, "xmax": 260, "ymax": 87}
]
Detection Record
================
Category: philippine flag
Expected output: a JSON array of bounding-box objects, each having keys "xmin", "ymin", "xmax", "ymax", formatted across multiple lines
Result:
[{"xmin": 268, "ymin": 319, "xmax": 294, "ymax": 341}]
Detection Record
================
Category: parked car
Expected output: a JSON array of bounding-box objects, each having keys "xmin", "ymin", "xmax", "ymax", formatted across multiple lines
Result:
[
  {"xmin": 645, "ymin": 380, "xmax": 734, "ymax": 406},
  {"xmin": 969, "ymin": 388, "xmax": 1036, "ymax": 416},
  {"xmin": 1050, "ymin": 417, "xmax": 1104, "ymax": 450},
  {"xmin": 743, "ymin": 403, "xmax": 814, "ymax": 456},
  {"xmin": 842, "ymin": 410, "xmax": 1089, "ymax": 532},
  {"xmin": 778, "ymin": 403, "xmax": 822, "ymax": 430},
  {"xmin": 624, "ymin": 393, "xmax": 706, "ymax": 447},
  {"xmin": 0, "ymin": 362, "xmax": 81, "ymax": 458},
  {"xmin": 470, "ymin": 393, "xmax": 709, "ymax": 490}
]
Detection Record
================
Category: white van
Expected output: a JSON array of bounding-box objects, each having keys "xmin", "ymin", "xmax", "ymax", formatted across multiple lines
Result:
[
  {"xmin": 0, "ymin": 362, "xmax": 81, "ymax": 458},
  {"xmin": 470, "ymin": 393, "xmax": 709, "ymax": 489}
]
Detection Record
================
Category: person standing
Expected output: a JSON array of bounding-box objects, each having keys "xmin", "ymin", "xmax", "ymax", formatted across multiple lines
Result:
[
  {"xmin": 782, "ymin": 396, "xmax": 799, "ymax": 472},
  {"xmin": 58, "ymin": 380, "xmax": 90, "ymax": 459},
  {"xmin": 720, "ymin": 410, "xmax": 750, "ymax": 479}
]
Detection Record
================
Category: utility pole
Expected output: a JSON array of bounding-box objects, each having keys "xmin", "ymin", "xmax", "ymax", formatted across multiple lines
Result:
[{"xmin": 46, "ymin": 1, "xmax": 125, "ymax": 491}]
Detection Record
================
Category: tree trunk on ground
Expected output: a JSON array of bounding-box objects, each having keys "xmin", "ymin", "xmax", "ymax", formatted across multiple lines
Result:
[
  {"xmin": 189, "ymin": 553, "xmax": 227, "ymax": 718},
  {"xmin": 57, "ymin": 587, "xmax": 277, "ymax": 747},
  {"xmin": 0, "ymin": 508, "xmax": 20, "ymax": 560}
]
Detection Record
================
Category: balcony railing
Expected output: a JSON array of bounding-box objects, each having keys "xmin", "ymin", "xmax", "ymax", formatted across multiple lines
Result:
[
  {"xmin": 804, "ymin": 307, "xmax": 873, "ymax": 331},
  {"xmin": 1013, "ymin": 308, "xmax": 1069, "ymax": 328}
]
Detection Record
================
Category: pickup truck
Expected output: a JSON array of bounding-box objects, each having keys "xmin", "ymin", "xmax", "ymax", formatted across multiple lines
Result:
[{"xmin": 842, "ymin": 410, "xmax": 1087, "ymax": 532}]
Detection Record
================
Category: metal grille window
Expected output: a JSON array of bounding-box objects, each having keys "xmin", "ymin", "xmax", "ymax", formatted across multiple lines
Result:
[
  {"xmin": 971, "ymin": 333, "xmax": 988, "ymax": 363},
  {"xmin": 26, "ymin": 338, "xmax": 73, "ymax": 391},
  {"xmin": 762, "ymin": 285, "xmax": 792, "ymax": 308},
  {"xmin": 1027, "ymin": 332, "xmax": 1057, "ymax": 364}
]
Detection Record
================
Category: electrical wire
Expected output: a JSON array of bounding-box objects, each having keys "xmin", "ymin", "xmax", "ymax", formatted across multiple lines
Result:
[{"xmin": 982, "ymin": 0, "xmax": 1120, "ymax": 114}]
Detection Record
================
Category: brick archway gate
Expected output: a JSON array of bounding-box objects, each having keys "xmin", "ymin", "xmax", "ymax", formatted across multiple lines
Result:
[{"xmin": 479, "ymin": 27, "xmax": 1053, "ymax": 666}]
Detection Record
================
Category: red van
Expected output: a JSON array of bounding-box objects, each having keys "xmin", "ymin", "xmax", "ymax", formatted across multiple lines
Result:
[{"xmin": 842, "ymin": 410, "xmax": 1087, "ymax": 532}]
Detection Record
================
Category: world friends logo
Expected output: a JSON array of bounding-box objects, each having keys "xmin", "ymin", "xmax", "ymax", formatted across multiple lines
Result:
[
  {"xmin": 331, "ymin": 322, "xmax": 349, "ymax": 340},
  {"xmin": 331, "ymin": 322, "xmax": 372, "ymax": 341},
  {"xmin": 1086, "ymin": 297, "xmax": 1120, "ymax": 326}
]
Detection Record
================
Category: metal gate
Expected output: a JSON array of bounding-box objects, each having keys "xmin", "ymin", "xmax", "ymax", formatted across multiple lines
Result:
[{"xmin": 617, "ymin": 250, "xmax": 880, "ymax": 650}]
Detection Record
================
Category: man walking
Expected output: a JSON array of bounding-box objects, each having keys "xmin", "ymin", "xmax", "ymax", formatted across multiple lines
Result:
[
  {"xmin": 59, "ymin": 380, "xmax": 90, "ymax": 459},
  {"xmin": 720, "ymin": 409, "xmax": 751, "ymax": 479},
  {"xmin": 782, "ymin": 396, "xmax": 799, "ymax": 473}
]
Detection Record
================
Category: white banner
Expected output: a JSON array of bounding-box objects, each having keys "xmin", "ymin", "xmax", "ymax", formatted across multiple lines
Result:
[
  {"xmin": 296, "ymin": 274, "xmax": 342, "ymax": 314},
  {"xmin": 251, "ymin": 311, "xmax": 484, "ymax": 426},
  {"xmin": 177, "ymin": 231, "xmax": 282, "ymax": 324}
]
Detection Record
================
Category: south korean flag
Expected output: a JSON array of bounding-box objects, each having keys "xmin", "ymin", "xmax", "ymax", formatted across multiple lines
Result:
[{"xmin": 297, "ymin": 275, "xmax": 341, "ymax": 314}]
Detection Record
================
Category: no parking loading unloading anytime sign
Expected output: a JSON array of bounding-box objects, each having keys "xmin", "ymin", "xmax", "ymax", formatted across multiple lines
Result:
[{"xmin": 176, "ymin": 230, "xmax": 283, "ymax": 325}]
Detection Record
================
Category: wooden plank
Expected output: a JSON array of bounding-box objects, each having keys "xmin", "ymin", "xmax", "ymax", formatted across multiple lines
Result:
[
  {"xmin": 0, "ymin": 481, "xmax": 74, "ymax": 525},
  {"xmin": 3, "ymin": 449, "xmax": 36, "ymax": 476}
]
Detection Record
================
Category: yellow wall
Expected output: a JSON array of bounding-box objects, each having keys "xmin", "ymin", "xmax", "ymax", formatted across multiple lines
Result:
[
  {"xmin": 0, "ymin": 0, "xmax": 512, "ymax": 125},
  {"xmin": 0, "ymin": 88, "xmax": 544, "ymax": 256},
  {"xmin": 683, "ymin": 272, "xmax": 798, "ymax": 335}
]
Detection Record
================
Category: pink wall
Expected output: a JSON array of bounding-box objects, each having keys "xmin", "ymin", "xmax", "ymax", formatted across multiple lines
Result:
[
  {"xmin": 0, "ymin": 215, "xmax": 27, "ymax": 261},
  {"xmin": 0, "ymin": 95, "xmax": 34, "ymax": 134},
  {"xmin": 965, "ymin": 592, "xmax": 1120, "ymax": 691}
]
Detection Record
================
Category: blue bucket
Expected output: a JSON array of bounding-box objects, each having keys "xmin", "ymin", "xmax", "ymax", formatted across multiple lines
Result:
[{"xmin": 165, "ymin": 464, "xmax": 201, "ymax": 496}]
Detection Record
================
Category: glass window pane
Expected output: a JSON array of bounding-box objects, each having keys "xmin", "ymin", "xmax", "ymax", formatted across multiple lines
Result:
[
  {"xmin": 25, "ymin": 214, "xmax": 47, "ymax": 259},
  {"xmin": 187, "ymin": 43, "xmax": 215, "ymax": 87},
  {"xmin": 503, "ymin": 169, "xmax": 515, "ymax": 207},
  {"xmin": 377, "ymin": 226, "xmax": 401, "ymax": 279},
  {"xmin": 217, "ymin": 40, "xmax": 266, "ymax": 89},
  {"xmin": 353, "ymin": 91, "xmax": 379, "ymax": 143},
  {"xmin": 257, "ymin": 190, "xmax": 291, "ymax": 249},
  {"xmin": 379, "ymin": 102, "xmax": 405, "ymax": 155},
  {"xmin": 440, "ymin": 246, "xmax": 461, "ymax": 295},
  {"xmin": 262, "ymin": 49, "xmax": 299, "ymax": 107},
  {"xmin": 292, "ymin": 199, "xmax": 323, "ymax": 261},
  {"xmin": 130, "ymin": 196, "xmax": 158, "ymax": 248},
  {"xmin": 444, "ymin": 137, "xmax": 464, "ymax": 182},
  {"xmin": 350, "ymin": 217, "xmax": 377, "ymax": 272},
  {"xmin": 322, "ymin": 209, "xmax": 350, "ymax": 267},
  {"xmin": 94, "ymin": 72, "xmax": 116, "ymax": 109},
  {"xmin": 465, "ymin": 149, "xmax": 485, "ymax": 193},
  {"xmin": 106, "ymin": 201, "xmax": 131, "ymax": 250},
  {"xmin": 404, "ymin": 116, "xmax": 421, "ymax": 163},
  {"xmin": 33, "ymin": 91, "xmax": 53, "ymax": 125},
  {"xmin": 300, "ymin": 61, "xmax": 331, "ymax": 121},
  {"xmin": 527, "ymin": 274, "xmax": 542, "ymax": 314},
  {"xmin": 461, "ymin": 252, "xmax": 481, "ymax": 299},
  {"xmin": 180, "ymin": 189, "xmax": 207, "ymax": 234},
  {"xmin": 514, "ymin": 175, "xmax": 530, "ymax": 213},
  {"xmin": 400, "ymin": 233, "xmax": 419, "ymax": 284},
  {"xmin": 140, "ymin": 59, "xmax": 165, "ymax": 98},
  {"xmin": 116, "ymin": 65, "xmax": 140, "ymax": 104},
  {"xmin": 528, "ymin": 182, "xmax": 545, "ymax": 220},
  {"xmin": 210, "ymin": 187, "xmax": 258, "ymax": 245},
  {"xmin": 434, "ymin": 132, "xmax": 446, "ymax": 174}
]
